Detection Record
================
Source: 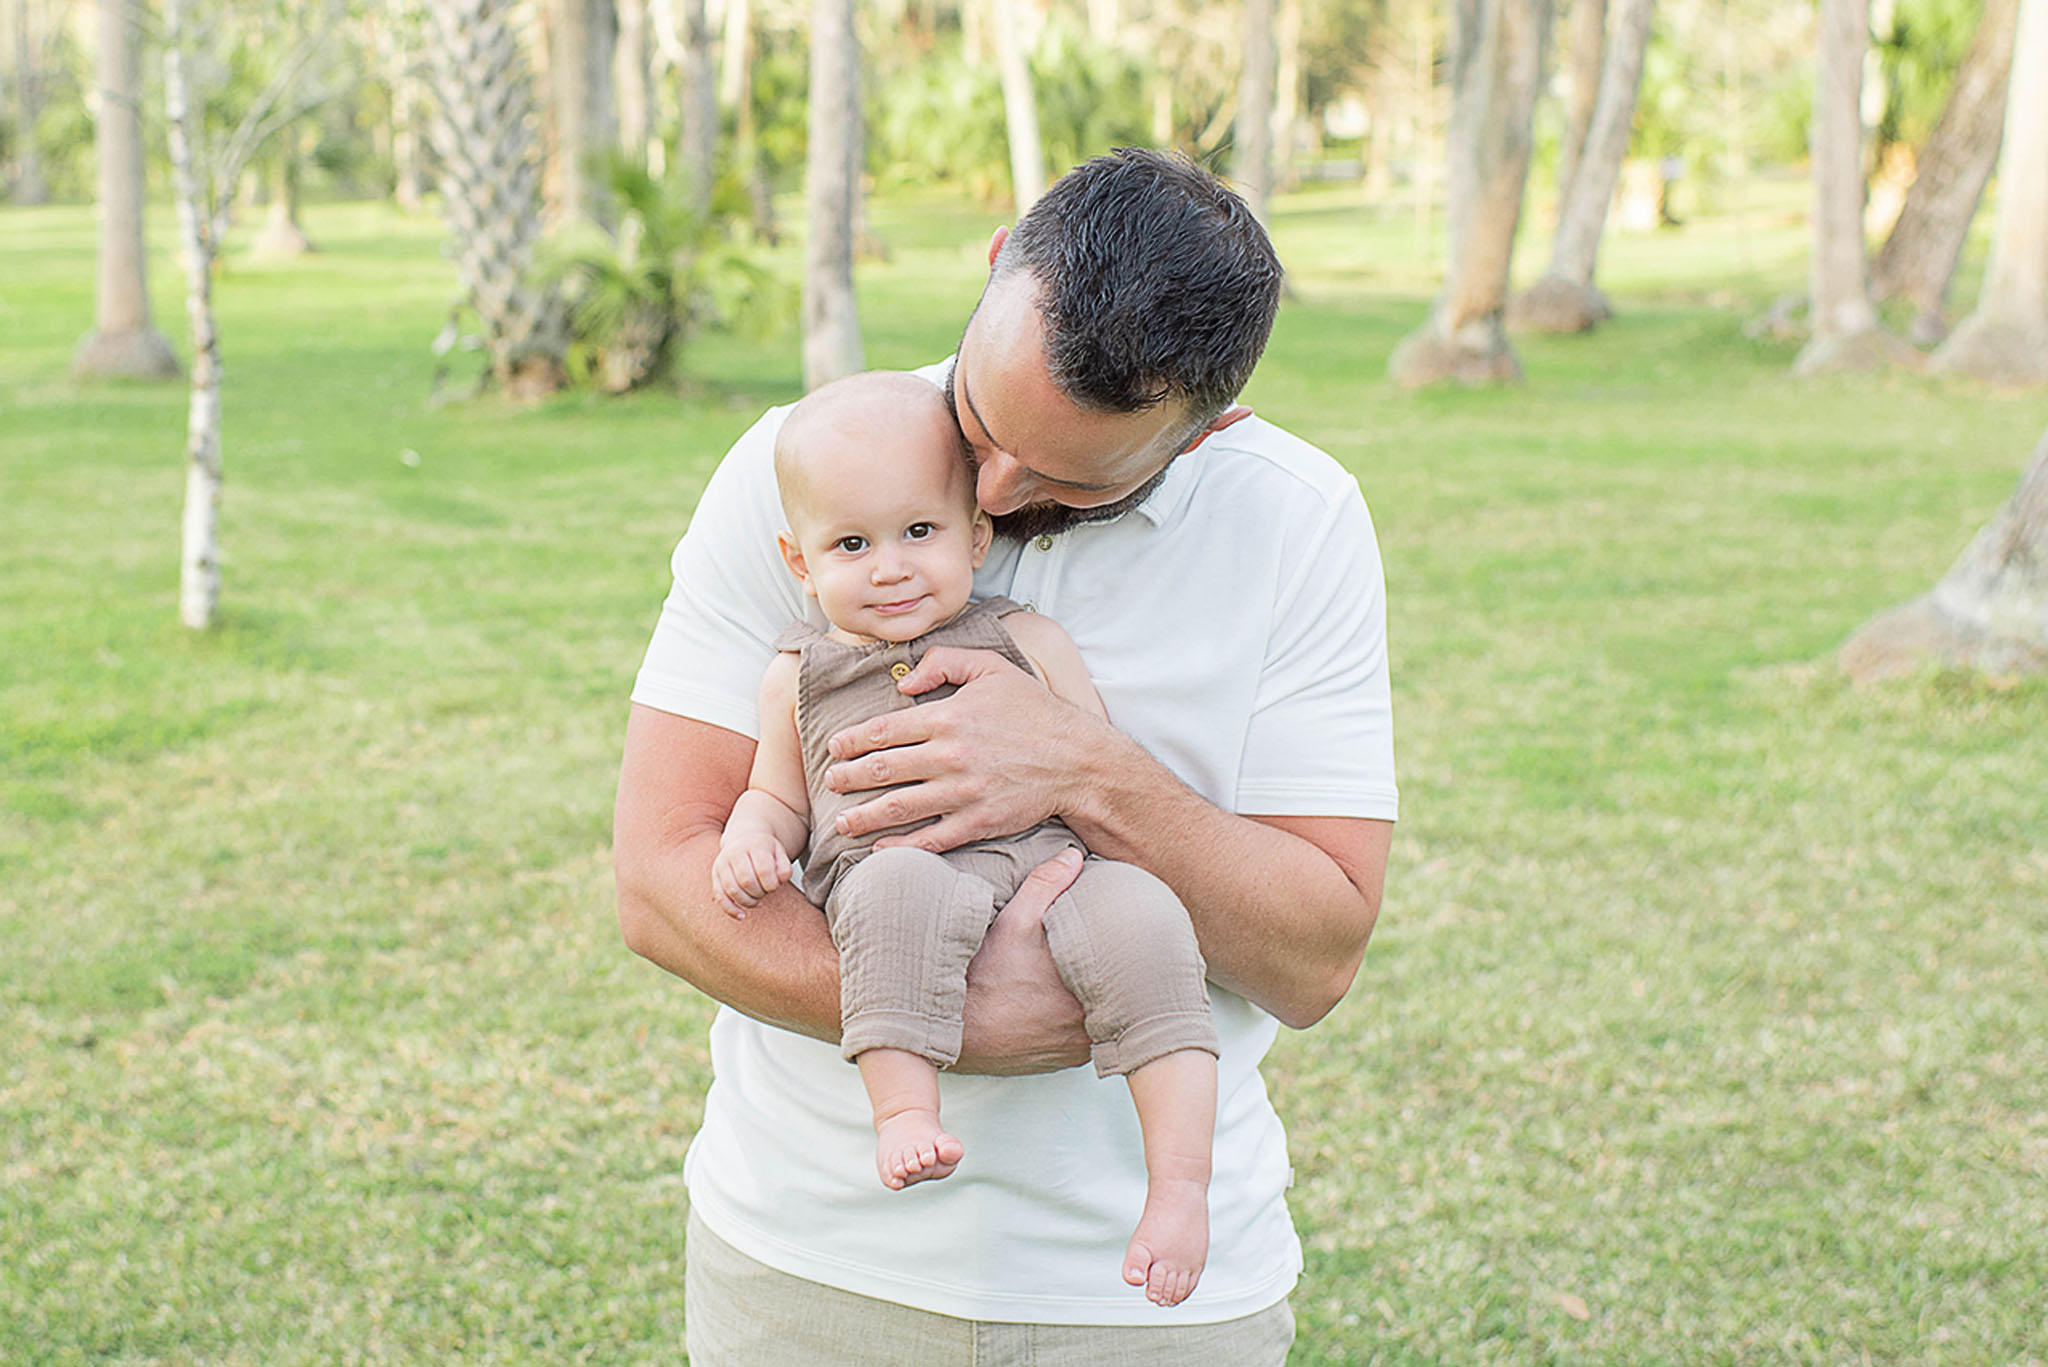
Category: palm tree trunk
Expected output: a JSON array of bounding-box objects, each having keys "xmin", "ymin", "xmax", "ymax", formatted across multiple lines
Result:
[
  {"xmin": 1841, "ymin": 423, "xmax": 2048, "ymax": 680},
  {"xmin": 1930, "ymin": 0, "xmax": 2048, "ymax": 384},
  {"xmin": 1793, "ymin": 0, "xmax": 1909, "ymax": 374},
  {"xmin": 74, "ymin": 0, "xmax": 181, "ymax": 380},
  {"xmin": 1234, "ymin": 0, "xmax": 1277, "ymax": 222},
  {"xmin": 1388, "ymin": 0, "xmax": 1551, "ymax": 386},
  {"xmin": 1869, "ymin": 0, "xmax": 2015, "ymax": 344},
  {"xmin": 992, "ymin": 0, "xmax": 1045, "ymax": 214},
  {"xmin": 802, "ymin": 0, "xmax": 863, "ymax": 389},
  {"xmin": 1511, "ymin": 0, "xmax": 1653, "ymax": 332}
]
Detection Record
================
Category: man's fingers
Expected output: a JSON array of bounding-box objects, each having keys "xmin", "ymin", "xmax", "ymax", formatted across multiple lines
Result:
[
  {"xmin": 895, "ymin": 645, "xmax": 1020, "ymax": 696},
  {"xmin": 826, "ymin": 704, "xmax": 939, "ymax": 763},
  {"xmin": 1007, "ymin": 847, "xmax": 1085, "ymax": 914}
]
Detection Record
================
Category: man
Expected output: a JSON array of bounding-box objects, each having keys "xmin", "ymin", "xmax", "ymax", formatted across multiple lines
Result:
[{"xmin": 614, "ymin": 148, "xmax": 1397, "ymax": 1364}]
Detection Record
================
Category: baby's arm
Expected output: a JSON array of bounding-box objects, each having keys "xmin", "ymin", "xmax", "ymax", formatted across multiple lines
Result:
[
  {"xmin": 999, "ymin": 611, "xmax": 1110, "ymax": 722},
  {"xmin": 712, "ymin": 653, "xmax": 811, "ymax": 917}
]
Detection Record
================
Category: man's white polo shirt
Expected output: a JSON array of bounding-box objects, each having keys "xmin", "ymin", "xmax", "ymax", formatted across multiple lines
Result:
[{"xmin": 631, "ymin": 363, "xmax": 1396, "ymax": 1325}]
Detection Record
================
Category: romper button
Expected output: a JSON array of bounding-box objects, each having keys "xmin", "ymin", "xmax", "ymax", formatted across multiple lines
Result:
[
  {"xmin": 889, "ymin": 662, "xmax": 911, "ymax": 681},
  {"xmin": 1035, "ymin": 534, "xmax": 1055, "ymax": 552}
]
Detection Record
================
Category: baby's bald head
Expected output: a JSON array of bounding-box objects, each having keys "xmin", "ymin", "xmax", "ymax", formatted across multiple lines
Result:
[{"xmin": 774, "ymin": 371, "xmax": 975, "ymax": 536}]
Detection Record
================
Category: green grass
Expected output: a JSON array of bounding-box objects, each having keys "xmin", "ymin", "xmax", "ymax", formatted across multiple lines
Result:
[{"xmin": 4, "ymin": 188, "xmax": 2045, "ymax": 1365}]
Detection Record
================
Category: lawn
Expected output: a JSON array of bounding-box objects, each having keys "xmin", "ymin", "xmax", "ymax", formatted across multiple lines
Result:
[{"xmin": 3, "ymin": 184, "xmax": 2044, "ymax": 1365}]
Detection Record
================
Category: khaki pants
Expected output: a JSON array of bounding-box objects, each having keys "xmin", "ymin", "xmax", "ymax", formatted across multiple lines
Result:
[{"xmin": 682, "ymin": 1210, "xmax": 1296, "ymax": 1366}]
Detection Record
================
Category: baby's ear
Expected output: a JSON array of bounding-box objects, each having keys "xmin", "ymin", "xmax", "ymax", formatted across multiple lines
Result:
[
  {"xmin": 969, "ymin": 509, "xmax": 993, "ymax": 567},
  {"xmin": 776, "ymin": 530, "xmax": 816, "ymax": 595}
]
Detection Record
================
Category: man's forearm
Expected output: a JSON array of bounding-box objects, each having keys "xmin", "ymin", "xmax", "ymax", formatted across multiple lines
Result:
[
  {"xmin": 1062, "ymin": 725, "xmax": 1389, "ymax": 1029},
  {"xmin": 614, "ymin": 705, "xmax": 843, "ymax": 1041}
]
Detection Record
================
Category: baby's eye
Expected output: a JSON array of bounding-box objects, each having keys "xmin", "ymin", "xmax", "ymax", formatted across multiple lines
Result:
[
  {"xmin": 835, "ymin": 535, "xmax": 868, "ymax": 554},
  {"xmin": 905, "ymin": 522, "xmax": 935, "ymax": 541}
]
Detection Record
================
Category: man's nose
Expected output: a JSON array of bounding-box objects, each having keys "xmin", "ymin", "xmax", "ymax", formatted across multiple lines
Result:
[{"xmin": 975, "ymin": 450, "xmax": 1036, "ymax": 515}]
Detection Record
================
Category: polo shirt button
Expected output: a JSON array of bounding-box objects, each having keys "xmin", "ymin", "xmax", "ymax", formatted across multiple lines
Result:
[
  {"xmin": 1022, "ymin": 601, "xmax": 1037, "ymax": 613},
  {"xmin": 1035, "ymin": 534, "xmax": 1054, "ymax": 552},
  {"xmin": 889, "ymin": 662, "xmax": 911, "ymax": 681}
]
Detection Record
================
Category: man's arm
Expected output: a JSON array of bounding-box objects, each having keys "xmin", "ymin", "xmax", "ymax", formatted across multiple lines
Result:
[
  {"xmin": 822, "ymin": 654, "xmax": 1388, "ymax": 1029},
  {"xmin": 613, "ymin": 702, "xmax": 1093, "ymax": 1070}
]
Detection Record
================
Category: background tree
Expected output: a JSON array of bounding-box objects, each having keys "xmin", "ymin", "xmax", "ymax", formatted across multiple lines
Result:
[
  {"xmin": 1554, "ymin": 0, "xmax": 1605, "ymax": 212},
  {"xmin": 1930, "ymin": 0, "xmax": 2048, "ymax": 384},
  {"xmin": 424, "ymin": 0, "xmax": 569, "ymax": 396},
  {"xmin": 615, "ymin": 0, "xmax": 649, "ymax": 167},
  {"xmin": 1234, "ymin": 0, "xmax": 1277, "ymax": 221},
  {"xmin": 1387, "ymin": 0, "xmax": 1552, "ymax": 385},
  {"xmin": 1839, "ymin": 424, "xmax": 2048, "ymax": 680},
  {"xmin": 1511, "ymin": 0, "xmax": 1654, "ymax": 331},
  {"xmin": 72, "ymin": 0, "xmax": 180, "ymax": 380},
  {"xmin": 1870, "ymin": 0, "xmax": 2016, "ymax": 344},
  {"xmin": 992, "ymin": 0, "xmax": 1044, "ymax": 212},
  {"xmin": 1793, "ymin": 0, "xmax": 1908, "ymax": 373},
  {"xmin": 547, "ymin": 0, "xmax": 617, "ymax": 227},
  {"xmin": 161, "ymin": 0, "xmax": 345, "ymax": 628},
  {"xmin": 672, "ymin": 0, "xmax": 715, "ymax": 220},
  {"xmin": 802, "ymin": 0, "xmax": 861, "ymax": 388},
  {"xmin": 250, "ymin": 123, "xmax": 315, "ymax": 255},
  {"xmin": 7, "ymin": 0, "xmax": 63, "ymax": 203}
]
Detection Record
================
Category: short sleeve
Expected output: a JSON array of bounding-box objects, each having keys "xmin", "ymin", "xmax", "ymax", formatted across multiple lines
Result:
[
  {"xmin": 629, "ymin": 407, "xmax": 806, "ymax": 739},
  {"xmin": 1234, "ymin": 487, "xmax": 1398, "ymax": 820}
]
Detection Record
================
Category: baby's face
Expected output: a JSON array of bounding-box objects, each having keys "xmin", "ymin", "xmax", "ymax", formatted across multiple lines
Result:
[{"xmin": 782, "ymin": 419, "xmax": 990, "ymax": 645}]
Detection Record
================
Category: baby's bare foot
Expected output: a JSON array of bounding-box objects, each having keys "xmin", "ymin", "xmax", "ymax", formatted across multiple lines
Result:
[
  {"xmin": 874, "ymin": 1108, "xmax": 964, "ymax": 1190},
  {"xmin": 1122, "ymin": 1177, "xmax": 1208, "ymax": 1306}
]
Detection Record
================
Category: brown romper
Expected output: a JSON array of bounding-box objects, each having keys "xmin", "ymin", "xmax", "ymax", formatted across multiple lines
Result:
[{"xmin": 779, "ymin": 597, "xmax": 1218, "ymax": 1077}]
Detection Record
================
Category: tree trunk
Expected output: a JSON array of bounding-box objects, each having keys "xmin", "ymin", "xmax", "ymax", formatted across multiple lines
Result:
[
  {"xmin": 1234, "ymin": 0, "xmax": 1276, "ymax": 222},
  {"xmin": 164, "ymin": 0, "xmax": 222, "ymax": 629},
  {"xmin": 548, "ymin": 0, "xmax": 618, "ymax": 227},
  {"xmin": 1870, "ymin": 0, "xmax": 2016, "ymax": 345},
  {"xmin": 1272, "ymin": 0, "xmax": 1301, "ymax": 192},
  {"xmin": 1793, "ymin": 0, "xmax": 1912, "ymax": 375},
  {"xmin": 722, "ymin": 0, "xmax": 776, "ymax": 243},
  {"xmin": 424, "ymin": 0, "xmax": 569, "ymax": 395},
  {"xmin": 74, "ymin": 0, "xmax": 181, "ymax": 381},
  {"xmin": 1511, "ymin": 0, "xmax": 1653, "ymax": 332},
  {"xmin": 10, "ymin": 0, "xmax": 49, "ymax": 203},
  {"xmin": 992, "ymin": 0, "xmax": 1044, "ymax": 214},
  {"xmin": 1388, "ymin": 0, "xmax": 1552, "ymax": 386},
  {"xmin": 675, "ymin": 0, "xmax": 715, "ymax": 222},
  {"xmin": 392, "ymin": 58, "xmax": 429, "ymax": 212},
  {"xmin": 802, "ymin": 0, "xmax": 862, "ymax": 389},
  {"xmin": 252, "ymin": 129, "xmax": 314, "ymax": 255},
  {"xmin": 1840, "ymin": 424, "xmax": 2048, "ymax": 680},
  {"xmin": 1931, "ymin": 0, "xmax": 2048, "ymax": 385},
  {"xmin": 616, "ymin": 0, "xmax": 650, "ymax": 166},
  {"xmin": 1554, "ymin": 0, "xmax": 1605, "ymax": 216}
]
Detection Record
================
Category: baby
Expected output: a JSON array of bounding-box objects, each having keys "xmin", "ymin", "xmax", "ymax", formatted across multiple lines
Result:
[{"xmin": 710, "ymin": 371, "xmax": 1220, "ymax": 1307}]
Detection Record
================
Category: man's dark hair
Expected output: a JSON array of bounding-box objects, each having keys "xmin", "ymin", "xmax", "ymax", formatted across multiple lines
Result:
[{"xmin": 992, "ymin": 147, "xmax": 1283, "ymax": 430}]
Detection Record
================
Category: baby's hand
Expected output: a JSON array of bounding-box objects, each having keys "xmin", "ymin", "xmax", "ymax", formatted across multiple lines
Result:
[{"xmin": 712, "ymin": 833, "xmax": 792, "ymax": 918}]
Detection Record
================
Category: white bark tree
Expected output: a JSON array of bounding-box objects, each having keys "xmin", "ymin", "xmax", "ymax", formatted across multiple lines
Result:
[
  {"xmin": 1234, "ymin": 0, "xmax": 1276, "ymax": 222},
  {"xmin": 673, "ymin": 0, "xmax": 715, "ymax": 221},
  {"xmin": 1869, "ymin": 0, "xmax": 2016, "ymax": 345},
  {"xmin": 1840, "ymin": 424, "xmax": 2048, "ymax": 680},
  {"xmin": 1509, "ymin": 0, "xmax": 1654, "ymax": 332},
  {"xmin": 615, "ymin": 0, "xmax": 650, "ymax": 166},
  {"xmin": 1793, "ymin": 0, "xmax": 1911, "ymax": 374},
  {"xmin": 992, "ymin": 0, "xmax": 1044, "ymax": 214},
  {"xmin": 1554, "ymin": 0, "xmax": 1606, "ymax": 215},
  {"xmin": 803, "ymin": 0, "xmax": 862, "ymax": 388},
  {"xmin": 1931, "ymin": 0, "xmax": 2048, "ymax": 385},
  {"xmin": 161, "ymin": 0, "xmax": 343, "ymax": 628},
  {"xmin": 73, "ymin": 0, "xmax": 180, "ymax": 381},
  {"xmin": 1387, "ymin": 0, "xmax": 1552, "ymax": 386}
]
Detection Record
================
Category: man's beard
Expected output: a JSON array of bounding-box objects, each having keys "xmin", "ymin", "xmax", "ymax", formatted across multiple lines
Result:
[{"xmin": 989, "ymin": 463, "xmax": 1173, "ymax": 541}]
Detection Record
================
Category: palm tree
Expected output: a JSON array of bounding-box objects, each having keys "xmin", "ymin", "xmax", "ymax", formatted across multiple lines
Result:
[
  {"xmin": 73, "ymin": 0, "xmax": 181, "ymax": 381},
  {"xmin": 1387, "ymin": 0, "xmax": 1553, "ymax": 385},
  {"xmin": 802, "ymin": 0, "xmax": 863, "ymax": 389},
  {"xmin": 1930, "ymin": 0, "xmax": 2048, "ymax": 385}
]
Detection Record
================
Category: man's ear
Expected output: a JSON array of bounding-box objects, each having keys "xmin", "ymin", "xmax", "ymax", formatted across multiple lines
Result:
[
  {"xmin": 776, "ymin": 530, "xmax": 817, "ymax": 597},
  {"xmin": 1179, "ymin": 404, "xmax": 1253, "ymax": 454},
  {"xmin": 986, "ymin": 225, "xmax": 1010, "ymax": 270},
  {"xmin": 969, "ymin": 509, "xmax": 994, "ymax": 568}
]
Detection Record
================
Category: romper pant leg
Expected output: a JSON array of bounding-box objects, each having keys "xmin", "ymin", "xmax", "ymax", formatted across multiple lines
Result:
[
  {"xmin": 825, "ymin": 846, "xmax": 997, "ymax": 1068},
  {"xmin": 1041, "ymin": 857, "xmax": 1220, "ymax": 1077}
]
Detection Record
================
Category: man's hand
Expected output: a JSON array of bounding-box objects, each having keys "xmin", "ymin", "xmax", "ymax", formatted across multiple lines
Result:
[
  {"xmin": 824, "ymin": 647, "xmax": 1105, "ymax": 854},
  {"xmin": 955, "ymin": 847, "xmax": 1092, "ymax": 1074}
]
